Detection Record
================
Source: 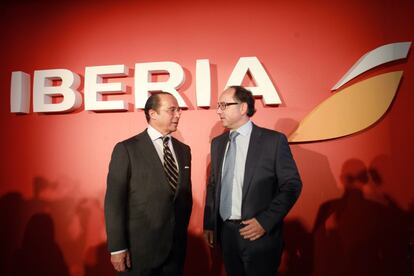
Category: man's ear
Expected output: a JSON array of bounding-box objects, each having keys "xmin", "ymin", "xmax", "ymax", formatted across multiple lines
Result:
[
  {"xmin": 240, "ymin": 102, "xmax": 248, "ymax": 115},
  {"xmin": 149, "ymin": 109, "xmax": 158, "ymax": 120}
]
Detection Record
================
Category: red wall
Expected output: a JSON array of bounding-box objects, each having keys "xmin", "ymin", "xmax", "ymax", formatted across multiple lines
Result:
[{"xmin": 1, "ymin": 1, "xmax": 413, "ymax": 275}]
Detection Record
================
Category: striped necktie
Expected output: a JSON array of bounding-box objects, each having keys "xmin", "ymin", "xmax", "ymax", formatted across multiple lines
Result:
[{"xmin": 162, "ymin": 136, "xmax": 178, "ymax": 192}]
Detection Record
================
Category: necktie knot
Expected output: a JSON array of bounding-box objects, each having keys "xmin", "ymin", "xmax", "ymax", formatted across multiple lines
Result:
[
  {"xmin": 229, "ymin": 131, "xmax": 239, "ymax": 142},
  {"xmin": 162, "ymin": 136, "xmax": 170, "ymax": 146}
]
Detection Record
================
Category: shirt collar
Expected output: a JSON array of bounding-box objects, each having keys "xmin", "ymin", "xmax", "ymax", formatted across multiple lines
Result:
[
  {"xmin": 147, "ymin": 125, "xmax": 170, "ymax": 141},
  {"xmin": 232, "ymin": 120, "xmax": 252, "ymax": 137}
]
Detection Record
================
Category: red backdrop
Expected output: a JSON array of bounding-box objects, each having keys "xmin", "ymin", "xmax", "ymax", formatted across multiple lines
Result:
[{"xmin": 1, "ymin": 0, "xmax": 413, "ymax": 275}]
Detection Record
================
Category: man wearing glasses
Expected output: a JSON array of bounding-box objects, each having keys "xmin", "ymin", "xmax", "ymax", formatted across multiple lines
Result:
[
  {"xmin": 105, "ymin": 92, "xmax": 192, "ymax": 275},
  {"xmin": 204, "ymin": 86, "xmax": 302, "ymax": 276}
]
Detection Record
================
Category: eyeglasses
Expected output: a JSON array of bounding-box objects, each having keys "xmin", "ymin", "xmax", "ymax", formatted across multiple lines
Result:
[
  {"xmin": 217, "ymin": 102, "xmax": 239, "ymax": 111},
  {"xmin": 162, "ymin": 107, "xmax": 182, "ymax": 115}
]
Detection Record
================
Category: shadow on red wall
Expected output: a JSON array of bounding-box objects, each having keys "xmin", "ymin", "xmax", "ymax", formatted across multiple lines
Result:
[
  {"xmin": 0, "ymin": 177, "xmax": 113, "ymax": 276},
  {"xmin": 312, "ymin": 158, "xmax": 414, "ymax": 276},
  {"xmin": 1, "ymin": 159, "xmax": 414, "ymax": 276}
]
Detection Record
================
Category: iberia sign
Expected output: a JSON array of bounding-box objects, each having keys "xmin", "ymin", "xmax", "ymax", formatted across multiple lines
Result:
[
  {"xmin": 10, "ymin": 57, "xmax": 280, "ymax": 114},
  {"xmin": 9, "ymin": 42, "xmax": 411, "ymax": 143}
]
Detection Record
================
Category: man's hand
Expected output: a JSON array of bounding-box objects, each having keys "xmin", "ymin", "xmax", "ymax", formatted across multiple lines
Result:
[
  {"xmin": 203, "ymin": 230, "xmax": 214, "ymax": 248},
  {"xmin": 239, "ymin": 218, "xmax": 265, "ymax": 241},
  {"xmin": 111, "ymin": 250, "xmax": 131, "ymax": 272}
]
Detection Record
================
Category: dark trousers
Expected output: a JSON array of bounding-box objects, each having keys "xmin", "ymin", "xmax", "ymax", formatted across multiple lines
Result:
[
  {"xmin": 120, "ymin": 230, "xmax": 187, "ymax": 276},
  {"xmin": 149, "ymin": 232, "xmax": 187, "ymax": 276},
  {"xmin": 220, "ymin": 220, "xmax": 282, "ymax": 276},
  {"xmin": 138, "ymin": 241, "xmax": 185, "ymax": 276}
]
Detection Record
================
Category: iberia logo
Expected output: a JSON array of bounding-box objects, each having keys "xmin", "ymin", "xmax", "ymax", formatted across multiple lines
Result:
[{"xmin": 289, "ymin": 41, "xmax": 411, "ymax": 143}]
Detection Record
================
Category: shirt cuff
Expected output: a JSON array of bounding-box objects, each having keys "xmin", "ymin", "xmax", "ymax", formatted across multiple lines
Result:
[{"xmin": 111, "ymin": 249, "xmax": 127, "ymax": 255}]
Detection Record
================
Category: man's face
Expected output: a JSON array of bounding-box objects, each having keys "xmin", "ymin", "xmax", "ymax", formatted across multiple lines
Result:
[
  {"xmin": 217, "ymin": 88, "xmax": 246, "ymax": 130},
  {"xmin": 150, "ymin": 94, "xmax": 181, "ymax": 135}
]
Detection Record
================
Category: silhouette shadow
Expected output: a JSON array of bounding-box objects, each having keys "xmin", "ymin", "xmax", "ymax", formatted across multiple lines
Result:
[
  {"xmin": 279, "ymin": 219, "xmax": 313, "ymax": 276},
  {"xmin": 367, "ymin": 155, "xmax": 413, "ymax": 275},
  {"xmin": 12, "ymin": 213, "xmax": 70, "ymax": 276},
  {"xmin": 312, "ymin": 158, "xmax": 410, "ymax": 276},
  {"xmin": 0, "ymin": 192, "xmax": 26, "ymax": 276},
  {"xmin": 275, "ymin": 118, "xmax": 339, "ymax": 228},
  {"xmin": 1, "ymin": 175, "xmax": 107, "ymax": 276}
]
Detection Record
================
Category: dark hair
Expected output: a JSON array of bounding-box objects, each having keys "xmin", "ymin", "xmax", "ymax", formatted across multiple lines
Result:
[
  {"xmin": 230, "ymin": 85, "xmax": 256, "ymax": 117},
  {"xmin": 144, "ymin": 92, "xmax": 173, "ymax": 122}
]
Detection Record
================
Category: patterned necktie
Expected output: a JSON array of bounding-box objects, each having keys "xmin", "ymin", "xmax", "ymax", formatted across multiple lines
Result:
[
  {"xmin": 162, "ymin": 136, "xmax": 178, "ymax": 192},
  {"xmin": 220, "ymin": 131, "xmax": 239, "ymax": 220}
]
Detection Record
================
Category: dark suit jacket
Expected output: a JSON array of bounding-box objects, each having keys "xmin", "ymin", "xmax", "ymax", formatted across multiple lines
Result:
[
  {"xmin": 204, "ymin": 124, "xmax": 302, "ymax": 249},
  {"xmin": 104, "ymin": 130, "xmax": 192, "ymax": 273}
]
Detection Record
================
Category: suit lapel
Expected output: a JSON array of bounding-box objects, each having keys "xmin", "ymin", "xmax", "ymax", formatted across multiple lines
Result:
[
  {"xmin": 171, "ymin": 138, "xmax": 183, "ymax": 183},
  {"xmin": 242, "ymin": 124, "xmax": 263, "ymax": 201},
  {"xmin": 215, "ymin": 134, "xmax": 229, "ymax": 184},
  {"xmin": 171, "ymin": 138, "xmax": 184, "ymax": 171},
  {"xmin": 137, "ymin": 130, "xmax": 169, "ymax": 188}
]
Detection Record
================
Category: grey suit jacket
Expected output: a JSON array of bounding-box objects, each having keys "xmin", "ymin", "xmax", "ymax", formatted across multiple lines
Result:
[
  {"xmin": 204, "ymin": 124, "xmax": 302, "ymax": 247},
  {"xmin": 105, "ymin": 130, "xmax": 192, "ymax": 271}
]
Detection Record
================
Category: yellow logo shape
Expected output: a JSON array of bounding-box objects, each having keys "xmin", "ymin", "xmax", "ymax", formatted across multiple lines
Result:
[{"xmin": 289, "ymin": 71, "xmax": 402, "ymax": 142}]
